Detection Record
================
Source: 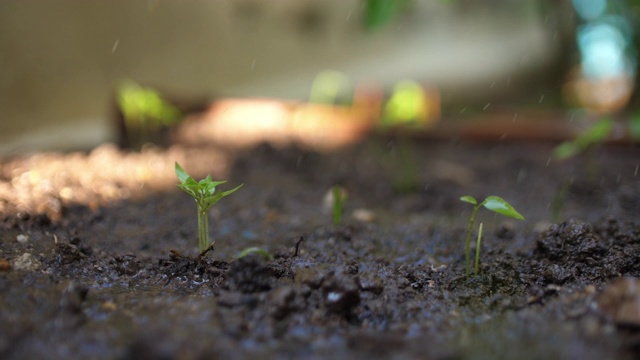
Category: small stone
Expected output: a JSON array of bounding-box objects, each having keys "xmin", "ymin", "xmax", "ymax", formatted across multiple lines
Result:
[
  {"xmin": 16, "ymin": 234, "xmax": 29, "ymax": 244},
  {"xmin": 322, "ymin": 271, "xmax": 360, "ymax": 314},
  {"xmin": 102, "ymin": 301, "xmax": 117, "ymax": 311},
  {"xmin": 0, "ymin": 259, "xmax": 11, "ymax": 271},
  {"xmin": 11, "ymin": 253, "xmax": 41, "ymax": 271},
  {"xmin": 598, "ymin": 277, "xmax": 640, "ymax": 327},
  {"xmin": 352, "ymin": 208, "xmax": 376, "ymax": 223}
]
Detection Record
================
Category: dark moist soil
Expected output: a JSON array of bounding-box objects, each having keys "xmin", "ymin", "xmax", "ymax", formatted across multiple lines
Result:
[{"xmin": 1, "ymin": 137, "xmax": 640, "ymax": 359}]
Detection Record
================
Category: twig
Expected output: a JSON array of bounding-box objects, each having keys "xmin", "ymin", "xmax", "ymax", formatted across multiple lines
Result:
[
  {"xmin": 198, "ymin": 241, "xmax": 216, "ymax": 258},
  {"xmin": 294, "ymin": 236, "xmax": 304, "ymax": 257}
]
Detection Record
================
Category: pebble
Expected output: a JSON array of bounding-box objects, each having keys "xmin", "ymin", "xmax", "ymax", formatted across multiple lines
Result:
[
  {"xmin": 11, "ymin": 253, "xmax": 41, "ymax": 271},
  {"xmin": 0, "ymin": 259, "xmax": 11, "ymax": 271},
  {"xmin": 322, "ymin": 272, "xmax": 360, "ymax": 314},
  {"xmin": 597, "ymin": 277, "xmax": 640, "ymax": 327},
  {"xmin": 352, "ymin": 208, "xmax": 376, "ymax": 223},
  {"xmin": 16, "ymin": 234, "xmax": 29, "ymax": 244}
]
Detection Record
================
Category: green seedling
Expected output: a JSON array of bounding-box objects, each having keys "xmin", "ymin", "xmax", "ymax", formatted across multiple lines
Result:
[
  {"xmin": 551, "ymin": 117, "xmax": 612, "ymax": 220},
  {"xmin": 553, "ymin": 117, "xmax": 612, "ymax": 181},
  {"xmin": 375, "ymin": 140, "xmax": 421, "ymax": 194},
  {"xmin": 332, "ymin": 185, "xmax": 346, "ymax": 226},
  {"xmin": 236, "ymin": 247, "xmax": 274, "ymax": 261},
  {"xmin": 552, "ymin": 117, "xmax": 612, "ymax": 161},
  {"xmin": 117, "ymin": 80, "xmax": 182, "ymax": 149},
  {"xmin": 460, "ymin": 195, "xmax": 524, "ymax": 276},
  {"xmin": 309, "ymin": 70, "xmax": 352, "ymax": 106},
  {"xmin": 175, "ymin": 162, "xmax": 242, "ymax": 255}
]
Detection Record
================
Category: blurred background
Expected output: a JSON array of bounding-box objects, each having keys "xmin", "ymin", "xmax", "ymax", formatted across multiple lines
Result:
[{"xmin": 1, "ymin": 0, "xmax": 639, "ymax": 154}]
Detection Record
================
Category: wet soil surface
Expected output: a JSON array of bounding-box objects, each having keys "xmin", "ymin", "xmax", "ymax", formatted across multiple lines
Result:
[{"xmin": 1, "ymin": 137, "xmax": 640, "ymax": 359}]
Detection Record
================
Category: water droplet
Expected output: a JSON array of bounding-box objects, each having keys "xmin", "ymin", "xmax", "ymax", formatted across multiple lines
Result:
[{"xmin": 111, "ymin": 39, "xmax": 120, "ymax": 53}]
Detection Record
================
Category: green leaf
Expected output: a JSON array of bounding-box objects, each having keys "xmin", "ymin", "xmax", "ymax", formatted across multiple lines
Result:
[
  {"xmin": 236, "ymin": 247, "xmax": 273, "ymax": 261},
  {"xmin": 481, "ymin": 196, "xmax": 524, "ymax": 220},
  {"xmin": 552, "ymin": 118, "xmax": 613, "ymax": 160},
  {"xmin": 552, "ymin": 142, "xmax": 580, "ymax": 160},
  {"xmin": 460, "ymin": 195, "xmax": 477, "ymax": 205},
  {"xmin": 175, "ymin": 162, "xmax": 191, "ymax": 184},
  {"xmin": 221, "ymin": 183, "xmax": 243, "ymax": 197},
  {"xmin": 578, "ymin": 117, "xmax": 612, "ymax": 146}
]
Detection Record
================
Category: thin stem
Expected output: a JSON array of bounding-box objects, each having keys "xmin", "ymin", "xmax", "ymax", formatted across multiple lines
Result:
[
  {"xmin": 475, "ymin": 222, "xmax": 483, "ymax": 275},
  {"xmin": 197, "ymin": 208, "xmax": 209, "ymax": 254},
  {"xmin": 332, "ymin": 186, "xmax": 342, "ymax": 226},
  {"xmin": 464, "ymin": 206, "xmax": 478, "ymax": 277}
]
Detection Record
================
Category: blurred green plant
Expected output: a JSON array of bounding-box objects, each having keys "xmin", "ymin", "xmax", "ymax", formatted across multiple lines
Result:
[
  {"xmin": 550, "ymin": 117, "xmax": 613, "ymax": 221},
  {"xmin": 460, "ymin": 196, "xmax": 524, "ymax": 276},
  {"xmin": 381, "ymin": 80, "xmax": 429, "ymax": 128},
  {"xmin": 552, "ymin": 117, "xmax": 613, "ymax": 161},
  {"xmin": 175, "ymin": 162, "xmax": 243, "ymax": 255},
  {"xmin": 331, "ymin": 185, "xmax": 346, "ymax": 226},
  {"xmin": 364, "ymin": 0, "xmax": 411, "ymax": 30},
  {"xmin": 629, "ymin": 112, "xmax": 640, "ymax": 141},
  {"xmin": 309, "ymin": 70, "xmax": 352, "ymax": 105},
  {"xmin": 117, "ymin": 80, "xmax": 182, "ymax": 149}
]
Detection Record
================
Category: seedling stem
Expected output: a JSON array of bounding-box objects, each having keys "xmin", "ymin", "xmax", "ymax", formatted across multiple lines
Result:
[
  {"xmin": 460, "ymin": 195, "xmax": 524, "ymax": 276},
  {"xmin": 474, "ymin": 223, "xmax": 483, "ymax": 275},
  {"xmin": 175, "ymin": 162, "xmax": 242, "ymax": 254}
]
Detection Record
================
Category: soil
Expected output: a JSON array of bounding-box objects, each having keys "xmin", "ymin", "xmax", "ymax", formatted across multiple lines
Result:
[{"xmin": 1, "ymin": 135, "xmax": 640, "ymax": 359}]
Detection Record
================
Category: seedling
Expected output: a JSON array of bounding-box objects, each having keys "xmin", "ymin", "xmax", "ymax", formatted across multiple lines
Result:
[
  {"xmin": 552, "ymin": 117, "xmax": 612, "ymax": 161},
  {"xmin": 552, "ymin": 117, "xmax": 612, "ymax": 181},
  {"xmin": 117, "ymin": 80, "xmax": 182, "ymax": 149},
  {"xmin": 460, "ymin": 195, "xmax": 524, "ymax": 276},
  {"xmin": 332, "ymin": 185, "xmax": 346, "ymax": 226},
  {"xmin": 175, "ymin": 162, "xmax": 242, "ymax": 255},
  {"xmin": 551, "ymin": 117, "xmax": 612, "ymax": 220}
]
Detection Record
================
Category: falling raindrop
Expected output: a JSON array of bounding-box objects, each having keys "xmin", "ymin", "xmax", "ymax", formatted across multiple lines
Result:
[
  {"xmin": 635, "ymin": 165, "xmax": 638, "ymax": 176},
  {"xmin": 111, "ymin": 39, "xmax": 120, "ymax": 53},
  {"xmin": 483, "ymin": 103, "xmax": 490, "ymax": 111},
  {"xmin": 539, "ymin": 95, "xmax": 544, "ymax": 104}
]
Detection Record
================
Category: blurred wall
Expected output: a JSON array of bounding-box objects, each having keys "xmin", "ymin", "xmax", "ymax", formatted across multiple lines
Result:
[{"xmin": 0, "ymin": 0, "xmax": 566, "ymax": 154}]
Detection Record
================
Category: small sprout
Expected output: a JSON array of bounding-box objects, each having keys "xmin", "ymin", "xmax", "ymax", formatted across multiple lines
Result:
[
  {"xmin": 294, "ymin": 236, "xmax": 304, "ymax": 257},
  {"xmin": 323, "ymin": 186, "xmax": 348, "ymax": 226},
  {"xmin": 236, "ymin": 247, "xmax": 273, "ymax": 261},
  {"xmin": 552, "ymin": 117, "xmax": 613, "ymax": 161},
  {"xmin": 332, "ymin": 185, "xmax": 346, "ymax": 226},
  {"xmin": 309, "ymin": 70, "xmax": 351, "ymax": 105},
  {"xmin": 175, "ymin": 162, "xmax": 242, "ymax": 254},
  {"xmin": 460, "ymin": 195, "xmax": 524, "ymax": 276},
  {"xmin": 117, "ymin": 80, "xmax": 182, "ymax": 149}
]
